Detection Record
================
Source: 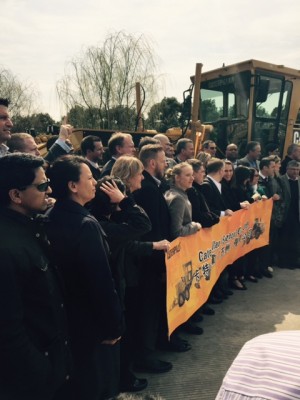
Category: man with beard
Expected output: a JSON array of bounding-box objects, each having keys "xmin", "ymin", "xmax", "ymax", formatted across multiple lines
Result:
[
  {"xmin": 133, "ymin": 144, "xmax": 173, "ymax": 373},
  {"xmin": 80, "ymin": 135, "xmax": 104, "ymax": 180}
]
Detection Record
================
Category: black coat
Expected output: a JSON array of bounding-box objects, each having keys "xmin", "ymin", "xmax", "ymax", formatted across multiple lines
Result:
[
  {"xmin": 100, "ymin": 158, "xmax": 116, "ymax": 178},
  {"xmin": 133, "ymin": 170, "xmax": 171, "ymax": 275},
  {"xmin": 95, "ymin": 196, "xmax": 153, "ymax": 301},
  {"xmin": 200, "ymin": 177, "xmax": 230, "ymax": 216},
  {"xmin": 47, "ymin": 199, "xmax": 123, "ymax": 343},
  {"xmin": 0, "ymin": 208, "xmax": 71, "ymax": 400}
]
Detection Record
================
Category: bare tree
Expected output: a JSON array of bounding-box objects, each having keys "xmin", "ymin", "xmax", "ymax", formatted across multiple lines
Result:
[
  {"xmin": 0, "ymin": 67, "xmax": 37, "ymax": 116},
  {"xmin": 57, "ymin": 31, "xmax": 162, "ymax": 129}
]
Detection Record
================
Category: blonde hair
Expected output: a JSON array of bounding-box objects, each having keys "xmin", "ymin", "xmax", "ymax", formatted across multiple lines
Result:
[
  {"xmin": 111, "ymin": 156, "xmax": 143, "ymax": 189},
  {"xmin": 196, "ymin": 151, "xmax": 211, "ymax": 165},
  {"xmin": 165, "ymin": 162, "xmax": 192, "ymax": 185}
]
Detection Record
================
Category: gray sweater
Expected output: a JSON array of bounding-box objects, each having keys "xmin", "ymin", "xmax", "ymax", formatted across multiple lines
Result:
[{"xmin": 164, "ymin": 186, "xmax": 200, "ymax": 240}]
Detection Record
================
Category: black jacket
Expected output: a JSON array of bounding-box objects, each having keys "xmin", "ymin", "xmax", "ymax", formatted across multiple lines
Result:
[
  {"xmin": 186, "ymin": 182, "xmax": 220, "ymax": 227},
  {"xmin": 0, "ymin": 208, "xmax": 71, "ymax": 400},
  {"xmin": 95, "ymin": 196, "xmax": 153, "ymax": 301},
  {"xmin": 200, "ymin": 176, "xmax": 230, "ymax": 216}
]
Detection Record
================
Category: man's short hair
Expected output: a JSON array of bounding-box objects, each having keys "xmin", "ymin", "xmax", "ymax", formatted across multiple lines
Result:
[
  {"xmin": 0, "ymin": 153, "xmax": 44, "ymax": 206},
  {"xmin": 259, "ymin": 157, "xmax": 273, "ymax": 170},
  {"xmin": 80, "ymin": 135, "xmax": 102, "ymax": 156},
  {"xmin": 202, "ymin": 140, "xmax": 215, "ymax": 150},
  {"xmin": 108, "ymin": 132, "xmax": 130, "ymax": 156},
  {"xmin": 48, "ymin": 155, "xmax": 89, "ymax": 200},
  {"xmin": 287, "ymin": 160, "xmax": 300, "ymax": 169},
  {"xmin": 7, "ymin": 133, "xmax": 33, "ymax": 152},
  {"xmin": 176, "ymin": 138, "xmax": 193, "ymax": 155},
  {"xmin": 186, "ymin": 158, "xmax": 203, "ymax": 173},
  {"xmin": 206, "ymin": 158, "xmax": 224, "ymax": 174},
  {"xmin": 139, "ymin": 144, "xmax": 163, "ymax": 167},
  {"xmin": 0, "ymin": 98, "xmax": 10, "ymax": 107},
  {"xmin": 138, "ymin": 136, "xmax": 159, "ymax": 152},
  {"xmin": 287, "ymin": 143, "xmax": 300, "ymax": 156},
  {"xmin": 245, "ymin": 141, "xmax": 260, "ymax": 154}
]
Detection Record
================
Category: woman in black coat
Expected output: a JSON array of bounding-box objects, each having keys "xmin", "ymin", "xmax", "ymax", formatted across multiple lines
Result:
[{"xmin": 47, "ymin": 155, "xmax": 124, "ymax": 400}]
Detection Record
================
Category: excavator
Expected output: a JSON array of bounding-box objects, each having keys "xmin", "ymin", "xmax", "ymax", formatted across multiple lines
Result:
[{"xmin": 39, "ymin": 59, "xmax": 300, "ymax": 158}]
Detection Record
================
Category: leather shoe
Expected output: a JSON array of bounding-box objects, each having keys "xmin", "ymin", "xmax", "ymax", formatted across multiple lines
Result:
[
  {"xmin": 246, "ymin": 275, "xmax": 258, "ymax": 283},
  {"xmin": 262, "ymin": 270, "xmax": 273, "ymax": 278},
  {"xmin": 158, "ymin": 340, "xmax": 191, "ymax": 352},
  {"xmin": 190, "ymin": 311, "xmax": 203, "ymax": 323},
  {"xmin": 134, "ymin": 359, "xmax": 173, "ymax": 373},
  {"xmin": 120, "ymin": 377, "xmax": 148, "ymax": 392},
  {"xmin": 208, "ymin": 295, "xmax": 223, "ymax": 304},
  {"xmin": 201, "ymin": 304, "xmax": 215, "ymax": 315},
  {"xmin": 181, "ymin": 322, "xmax": 203, "ymax": 335}
]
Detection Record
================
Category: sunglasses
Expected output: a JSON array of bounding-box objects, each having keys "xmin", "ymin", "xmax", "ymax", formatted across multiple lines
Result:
[{"xmin": 19, "ymin": 179, "xmax": 50, "ymax": 192}]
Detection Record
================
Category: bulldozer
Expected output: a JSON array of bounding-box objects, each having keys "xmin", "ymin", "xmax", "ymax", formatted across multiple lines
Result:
[{"xmin": 40, "ymin": 60, "xmax": 300, "ymax": 158}]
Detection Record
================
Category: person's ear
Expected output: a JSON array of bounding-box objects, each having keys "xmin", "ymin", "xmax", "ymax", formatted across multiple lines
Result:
[
  {"xmin": 68, "ymin": 181, "xmax": 77, "ymax": 194},
  {"xmin": 8, "ymin": 188, "xmax": 23, "ymax": 204}
]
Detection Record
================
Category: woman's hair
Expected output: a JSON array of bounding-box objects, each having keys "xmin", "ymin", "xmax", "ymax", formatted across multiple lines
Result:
[
  {"xmin": 196, "ymin": 151, "xmax": 211, "ymax": 165},
  {"xmin": 47, "ymin": 155, "xmax": 89, "ymax": 200},
  {"xmin": 111, "ymin": 156, "xmax": 143, "ymax": 190},
  {"xmin": 165, "ymin": 162, "xmax": 191, "ymax": 185},
  {"xmin": 89, "ymin": 177, "xmax": 126, "ymax": 219},
  {"xmin": 234, "ymin": 165, "xmax": 251, "ymax": 187},
  {"xmin": 186, "ymin": 158, "xmax": 203, "ymax": 173},
  {"xmin": 249, "ymin": 167, "xmax": 259, "ymax": 183}
]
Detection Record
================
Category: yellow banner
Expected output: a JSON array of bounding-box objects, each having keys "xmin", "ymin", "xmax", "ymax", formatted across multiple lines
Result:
[{"xmin": 165, "ymin": 199, "xmax": 273, "ymax": 336}]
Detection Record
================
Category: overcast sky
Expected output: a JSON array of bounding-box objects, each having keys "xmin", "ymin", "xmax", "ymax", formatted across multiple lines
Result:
[{"xmin": 2, "ymin": 0, "xmax": 300, "ymax": 121}]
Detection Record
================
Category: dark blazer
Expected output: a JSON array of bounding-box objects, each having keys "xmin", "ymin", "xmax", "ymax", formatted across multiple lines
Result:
[
  {"xmin": 280, "ymin": 174, "xmax": 300, "ymax": 223},
  {"xmin": 187, "ymin": 182, "xmax": 220, "ymax": 227},
  {"xmin": 47, "ymin": 199, "xmax": 123, "ymax": 342},
  {"xmin": 86, "ymin": 161, "xmax": 102, "ymax": 181},
  {"xmin": 0, "ymin": 208, "xmax": 71, "ymax": 400},
  {"xmin": 200, "ymin": 176, "xmax": 229, "ymax": 216},
  {"xmin": 133, "ymin": 170, "xmax": 171, "ymax": 274},
  {"xmin": 44, "ymin": 142, "xmax": 71, "ymax": 164},
  {"xmin": 100, "ymin": 158, "xmax": 116, "ymax": 178},
  {"xmin": 93, "ymin": 196, "xmax": 153, "ymax": 300},
  {"xmin": 280, "ymin": 155, "xmax": 293, "ymax": 175},
  {"xmin": 237, "ymin": 156, "xmax": 260, "ymax": 170}
]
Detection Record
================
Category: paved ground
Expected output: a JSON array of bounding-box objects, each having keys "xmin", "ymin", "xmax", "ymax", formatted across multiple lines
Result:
[{"xmin": 126, "ymin": 267, "xmax": 300, "ymax": 400}]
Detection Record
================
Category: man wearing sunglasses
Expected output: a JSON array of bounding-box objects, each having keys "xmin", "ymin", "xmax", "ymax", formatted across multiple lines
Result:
[{"xmin": 0, "ymin": 153, "xmax": 71, "ymax": 400}]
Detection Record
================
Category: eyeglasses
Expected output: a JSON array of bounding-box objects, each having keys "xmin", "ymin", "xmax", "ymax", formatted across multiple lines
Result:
[
  {"xmin": 19, "ymin": 179, "xmax": 51, "ymax": 192},
  {"xmin": 209, "ymin": 147, "xmax": 217, "ymax": 150}
]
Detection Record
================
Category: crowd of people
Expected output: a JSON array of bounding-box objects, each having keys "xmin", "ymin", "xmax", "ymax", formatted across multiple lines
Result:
[{"xmin": 0, "ymin": 96, "xmax": 300, "ymax": 400}]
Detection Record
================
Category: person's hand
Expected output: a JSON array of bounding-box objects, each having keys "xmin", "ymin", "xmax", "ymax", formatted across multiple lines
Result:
[
  {"xmin": 225, "ymin": 209, "xmax": 233, "ymax": 216},
  {"xmin": 252, "ymin": 193, "xmax": 261, "ymax": 202},
  {"xmin": 59, "ymin": 124, "xmax": 73, "ymax": 141},
  {"xmin": 272, "ymin": 193, "xmax": 280, "ymax": 201},
  {"xmin": 240, "ymin": 201, "xmax": 250, "ymax": 210},
  {"xmin": 261, "ymin": 195, "xmax": 268, "ymax": 201},
  {"xmin": 100, "ymin": 180, "xmax": 125, "ymax": 204},
  {"xmin": 196, "ymin": 222, "xmax": 202, "ymax": 230},
  {"xmin": 153, "ymin": 240, "xmax": 170, "ymax": 252},
  {"xmin": 101, "ymin": 336, "xmax": 121, "ymax": 345}
]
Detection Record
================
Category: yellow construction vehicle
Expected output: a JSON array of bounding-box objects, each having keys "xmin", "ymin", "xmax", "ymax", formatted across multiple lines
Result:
[
  {"xmin": 56, "ymin": 60, "xmax": 300, "ymax": 158},
  {"xmin": 189, "ymin": 60, "xmax": 300, "ymax": 157}
]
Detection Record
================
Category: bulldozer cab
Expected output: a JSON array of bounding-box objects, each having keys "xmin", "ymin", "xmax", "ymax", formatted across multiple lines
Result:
[{"xmin": 192, "ymin": 60, "xmax": 300, "ymax": 157}]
